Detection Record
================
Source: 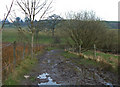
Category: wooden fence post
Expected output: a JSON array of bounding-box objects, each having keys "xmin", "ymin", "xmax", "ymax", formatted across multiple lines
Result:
[
  {"xmin": 72, "ymin": 46, "xmax": 74, "ymax": 52},
  {"xmin": 13, "ymin": 41, "xmax": 16, "ymax": 69},
  {"xmin": 23, "ymin": 43, "xmax": 25, "ymax": 59},
  {"xmin": 94, "ymin": 44, "xmax": 96, "ymax": 58},
  {"xmin": 28, "ymin": 43, "xmax": 31, "ymax": 56},
  {"xmin": 79, "ymin": 45, "xmax": 81, "ymax": 54}
]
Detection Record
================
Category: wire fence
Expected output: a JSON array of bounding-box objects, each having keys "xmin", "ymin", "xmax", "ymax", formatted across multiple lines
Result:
[
  {"xmin": 64, "ymin": 44, "xmax": 118, "ymax": 69},
  {"xmin": 65, "ymin": 44, "xmax": 118, "ymax": 55},
  {"xmin": 2, "ymin": 42, "xmax": 45, "ymax": 81}
]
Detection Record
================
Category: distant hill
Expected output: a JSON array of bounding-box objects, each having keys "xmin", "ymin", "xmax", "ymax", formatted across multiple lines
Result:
[
  {"xmin": 1, "ymin": 19, "xmax": 119, "ymax": 29},
  {"xmin": 103, "ymin": 21, "xmax": 119, "ymax": 29}
]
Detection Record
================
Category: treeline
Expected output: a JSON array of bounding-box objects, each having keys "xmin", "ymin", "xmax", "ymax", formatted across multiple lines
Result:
[
  {"xmin": 0, "ymin": 14, "xmax": 62, "ymax": 29},
  {"xmin": 0, "ymin": 17, "xmax": 119, "ymax": 29}
]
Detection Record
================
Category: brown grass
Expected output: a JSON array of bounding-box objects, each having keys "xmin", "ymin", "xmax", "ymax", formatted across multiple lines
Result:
[{"xmin": 2, "ymin": 43, "xmax": 45, "ymax": 81}]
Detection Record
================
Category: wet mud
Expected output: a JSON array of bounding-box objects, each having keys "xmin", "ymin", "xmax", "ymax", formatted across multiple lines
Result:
[{"xmin": 20, "ymin": 49, "xmax": 118, "ymax": 86}]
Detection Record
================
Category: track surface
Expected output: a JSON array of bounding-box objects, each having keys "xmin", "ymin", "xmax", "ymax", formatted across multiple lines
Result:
[{"xmin": 20, "ymin": 49, "xmax": 118, "ymax": 85}]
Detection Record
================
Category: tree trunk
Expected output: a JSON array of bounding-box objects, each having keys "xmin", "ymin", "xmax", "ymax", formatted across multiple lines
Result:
[
  {"xmin": 52, "ymin": 28, "xmax": 54, "ymax": 37},
  {"xmin": 31, "ymin": 32, "xmax": 34, "ymax": 58},
  {"xmin": 94, "ymin": 44, "xmax": 96, "ymax": 58}
]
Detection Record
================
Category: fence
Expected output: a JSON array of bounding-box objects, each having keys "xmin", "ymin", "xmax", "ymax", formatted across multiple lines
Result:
[
  {"xmin": 64, "ymin": 44, "xmax": 118, "ymax": 69},
  {"xmin": 2, "ymin": 42, "xmax": 45, "ymax": 81},
  {"xmin": 65, "ymin": 44, "xmax": 118, "ymax": 56}
]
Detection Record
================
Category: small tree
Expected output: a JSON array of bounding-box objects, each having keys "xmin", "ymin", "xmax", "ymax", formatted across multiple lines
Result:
[
  {"xmin": 16, "ymin": 0, "xmax": 53, "ymax": 58},
  {"xmin": 34, "ymin": 20, "xmax": 47, "ymax": 43},
  {"xmin": 13, "ymin": 17, "xmax": 21, "ymax": 27},
  {"xmin": 47, "ymin": 14, "xmax": 62, "ymax": 37},
  {"xmin": 16, "ymin": 17, "xmax": 21, "ymax": 22}
]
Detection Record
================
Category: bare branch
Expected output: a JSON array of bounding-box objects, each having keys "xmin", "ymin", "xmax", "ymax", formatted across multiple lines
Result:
[
  {"xmin": 17, "ymin": 0, "xmax": 28, "ymax": 15},
  {"xmin": 15, "ymin": 0, "xmax": 53, "ymax": 58},
  {"xmin": 39, "ymin": 0, "xmax": 53, "ymax": 20},
  {"xmin": 1, "ymin": 0, "xmax": 14, "ymax": 29}
]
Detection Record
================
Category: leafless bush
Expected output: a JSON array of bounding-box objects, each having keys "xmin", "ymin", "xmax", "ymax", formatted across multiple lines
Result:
[{"xmin": 61, "ymin": 11, "xmax": 118, "ymax": 53}]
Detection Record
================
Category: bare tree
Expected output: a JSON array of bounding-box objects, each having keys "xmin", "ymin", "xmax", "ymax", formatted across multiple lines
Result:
[
  {"xmin": 47, "ymin": 14, "xmax": 62, "ymax": 37},
  {"xmin": 16, "ymin": 0, "xmax": 53, "ymax": 58},
  {"xmin": 0, "ymin": 0, "xmax": 14, "ymax": 86},
  {"xmin": 0, "ymin": 0, "xmax": 14, "ymax": 29},
  {"xmin": 63, "ymin": 11, "xmax": 108, "ymax": 53}
]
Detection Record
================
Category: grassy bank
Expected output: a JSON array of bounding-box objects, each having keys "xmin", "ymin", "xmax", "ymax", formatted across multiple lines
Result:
[
  {"xmin": 62, "ymin": 51, "xmax": 100, "ymax": 67},
  {"xmin": 83, "ymin": 50, "xmax": 118, "ymax": 71},
  {"xmin": 4, "ymin": 56, "xmax": 38, "ymax": 85},
  {"xmin": 62, "ymin": 51, "xmax": 118, "ymax": 73}
]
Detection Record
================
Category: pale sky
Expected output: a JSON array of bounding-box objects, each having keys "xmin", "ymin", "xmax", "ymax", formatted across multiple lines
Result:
[{"xmin": 0, "ymin": 0, "xmax": 119, "ymax": 21}]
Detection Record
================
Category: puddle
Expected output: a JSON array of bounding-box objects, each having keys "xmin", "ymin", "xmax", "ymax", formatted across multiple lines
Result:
[
  {"xmin": 48, "ymin": 60, "xmax": 50, "ymax": 63},
  {"xmin": 50, "ymin": 50, "xmax": 54, "ymax": 53},
  {"xmin": 37, "ymin": 73, "xmax": 61, "ymax": 85},
  {"xmin": 104, "ymin": 82, "xmax": 113, "ymax": 87},
  {"xmin": 37, "ymin": 73, "xmax": 49, "ymax": 79}
]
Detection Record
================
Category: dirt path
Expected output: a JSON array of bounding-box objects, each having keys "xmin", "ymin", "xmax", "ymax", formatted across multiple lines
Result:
[{"xmin": 20, "ymin": 49, "xmax": 118, "ymax": 86}]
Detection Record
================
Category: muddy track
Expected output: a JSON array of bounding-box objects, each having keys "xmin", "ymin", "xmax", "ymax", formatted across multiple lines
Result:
[{"xmin": 20, "ymin": 49, "xmax": 118, "ymax": 86}]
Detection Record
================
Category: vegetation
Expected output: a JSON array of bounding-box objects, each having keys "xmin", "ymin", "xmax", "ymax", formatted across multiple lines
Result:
[
  {"xmin": 62, "ymin": 51, "xmax": 118, "ymax": 73},
  {"xmin": 62, "ymin": 51, "xmax": 102, "ymax": 67},
  {"xmin": 62, "ymin": 51, "xmax": 79, "ymax": 58},
  {"xmin": 1, "ymin": 0, "xmax": 119, "ymax": 86},
  {"xmin": 45, "ymin": 47, "xmax": 58, "ymax": 51},
  {"xmin": 2, "ymin": 29, "xmax": 53, "ymax": 44},
  {"xmin": 4, "ymin": 56, "xmax": 37, "ymax": 85},
  {"xmin": 15, "ymin": 0, "xmax": 53, "ymax": 58},
  {"xmin": 83, "ymin": 50, "xmax": 118, "ymax": 72},
  {"xmin": 2, "ymin": 28, "xmax": 68, "ymax": 45},
  {"xmin": 60, "ymin": 11, "xmax": 118, "ymax": 54},
  {"xmin": 1, "ymin": 5, "xmax": 119, "ymax": 85}
]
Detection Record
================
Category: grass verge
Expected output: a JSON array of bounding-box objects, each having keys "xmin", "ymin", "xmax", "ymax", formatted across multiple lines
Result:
[
  {"xmin": 45, "ymin": 47, "xmax": 58, "ymax": 51},
  {"xmin": 62, "ymin": 51, "xmax": 118, "ymax": 73},
  {"xmin": 62, "ymin": 51, "xmax": 100, "ymax": 67},
  {"xmin": 4, "ymin": 56, "xmax": 38, "ymax": 85},
  {"xmin": 83, "ymin": 50, "xmax": 118, "ymax": 72}
]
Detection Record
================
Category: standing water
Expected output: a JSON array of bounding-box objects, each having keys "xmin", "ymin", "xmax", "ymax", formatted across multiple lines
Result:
[{"xmin": 37, "ymin": 73, "xmax": 61, "ymax": 85}]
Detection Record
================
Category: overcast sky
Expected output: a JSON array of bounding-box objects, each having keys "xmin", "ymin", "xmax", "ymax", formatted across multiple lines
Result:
[{"xmin": 0, "ymin": 0, "xmax": 119, "ymax": 21}]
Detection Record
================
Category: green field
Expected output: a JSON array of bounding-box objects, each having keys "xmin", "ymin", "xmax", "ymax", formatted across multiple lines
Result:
[
  {"xmin": 2, "ymin": 28, "xmax": 53, "ymax": 44},
  {"xmin": 2, "ymin": 28, "xmax": 67, "ymax": 45}
]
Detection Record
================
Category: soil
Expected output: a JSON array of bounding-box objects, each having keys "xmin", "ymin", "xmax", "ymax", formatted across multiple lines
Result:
[{"xmin": 20, "ymin": 49, "xmax": 118, "ymax": 86}]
